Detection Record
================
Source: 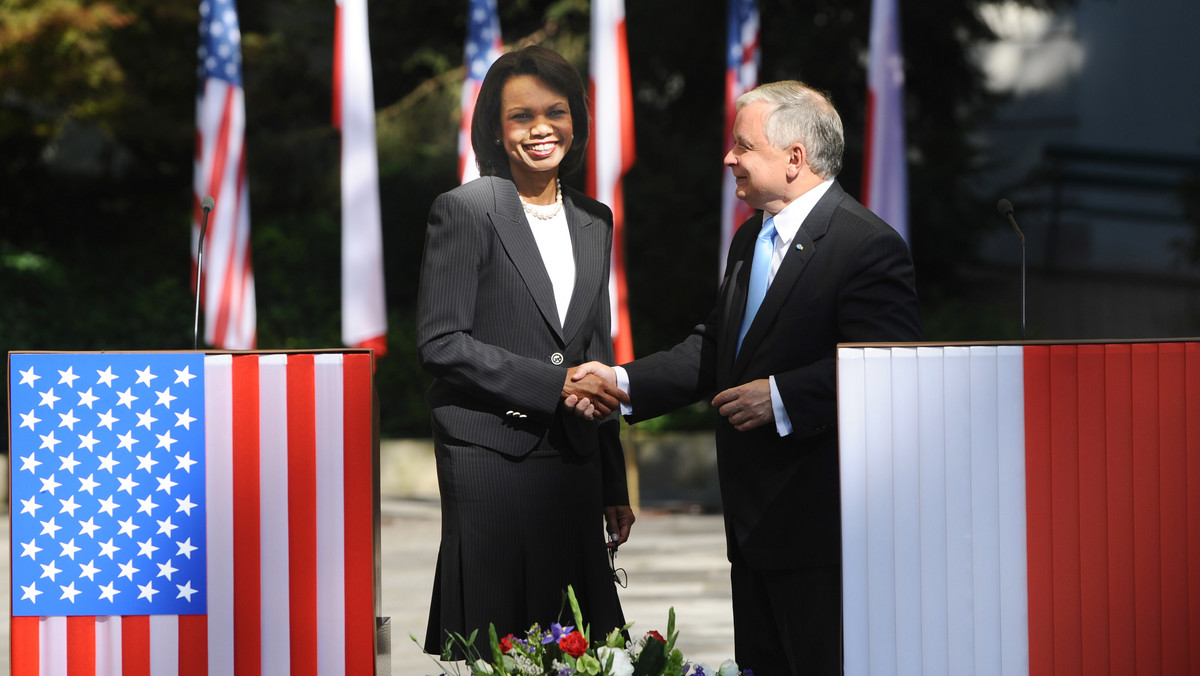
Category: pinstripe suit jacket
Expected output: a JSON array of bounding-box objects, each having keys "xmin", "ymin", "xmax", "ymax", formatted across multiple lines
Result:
[
  {"xmin": 416, "ymin": 175, "xmax": 628, "ymax": 506},
  {"xmin": 623, "ymin": 180, "xmax": 922, "ymax": 568}
]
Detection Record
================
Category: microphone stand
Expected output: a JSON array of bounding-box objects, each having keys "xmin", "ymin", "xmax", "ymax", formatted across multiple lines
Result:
[
  {"xmin": 194, "ymin": 197, "xmax": 214, "ymax": 350},
  {"xmin": 997, "ymin": 199, "xmax": 1027, "ymax": 340},
  {"xmin": 1018, "ymin": 225, "xmax": 1026, "ymax": 341}
]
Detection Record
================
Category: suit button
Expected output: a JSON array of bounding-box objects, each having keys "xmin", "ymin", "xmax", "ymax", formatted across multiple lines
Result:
[{"xmin": 550, "ymin": 352, "xmax": 564, "ymax": 365}]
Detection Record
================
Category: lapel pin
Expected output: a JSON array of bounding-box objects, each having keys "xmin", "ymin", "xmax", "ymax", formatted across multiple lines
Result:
[{"xmin": 796, "ymin": 243, "xmax": 804, "ymax": 251}]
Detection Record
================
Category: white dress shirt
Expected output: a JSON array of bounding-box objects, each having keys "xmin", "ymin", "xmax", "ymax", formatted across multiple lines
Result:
[
  {"xmin": 758, "ymin": 178, "xmax": 833, "ymax": 435},
  {"xmin": 525, "ymin": 209, "xmax": 575, "ymax": 327}
]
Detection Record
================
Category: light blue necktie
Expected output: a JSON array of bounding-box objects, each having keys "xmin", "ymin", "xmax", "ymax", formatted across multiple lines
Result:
[{"xmin": 737, "ymin": 216, "xmax": 776, "ymax": 354}]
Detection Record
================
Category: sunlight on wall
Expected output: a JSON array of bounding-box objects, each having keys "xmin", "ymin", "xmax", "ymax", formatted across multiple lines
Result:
[{"xmin": 977, "ymin": 1, "xmax": 1086, "ymax": 95}]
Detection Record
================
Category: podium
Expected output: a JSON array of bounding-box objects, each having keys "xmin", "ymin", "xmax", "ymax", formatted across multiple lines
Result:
[
  {"xmin": 837, "ymin": 341, "xmax": 1200, "ymax": 676},
  {"xmin": 8, "ymin": 350, "xmax": 388, "ymax": 675}
]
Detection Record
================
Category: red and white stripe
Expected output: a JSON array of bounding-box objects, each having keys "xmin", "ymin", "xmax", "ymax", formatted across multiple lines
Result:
[
  {"xmin": 193, "ymin": 80, "xmax": 257, "ymax": 350},
  {"xmin": 587, "ymin": 0, "xmax": 637, "ymax": 364},
  {"xmin": 838, "ymin": 342, "xmax": 1200, "ymax": 676},
  {"xmin": 719, "ymin": 0, "xmax": 759, "ymax": 277},
  {"xmin": 334, "ymin": 0, "xmax": 388, "ymax": 356},
  {"xmin": 11, "ymin": 352, "xmax": 378, "ymax": 675}
]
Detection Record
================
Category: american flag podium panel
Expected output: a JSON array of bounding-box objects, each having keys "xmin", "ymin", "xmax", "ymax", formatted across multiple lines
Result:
[
  {"xmin": 837, "ymin": 342, "xmax": 1200, "ymax": 676},
  {"xmin": 8, "ymin": 350, "xmax": 382, "ymax": 675}
]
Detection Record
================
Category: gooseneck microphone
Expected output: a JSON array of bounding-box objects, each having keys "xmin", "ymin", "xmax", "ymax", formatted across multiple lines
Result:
[
  {"xmin": 194, "ymin": 196, "xmax": 215, "ymax": 350},
  {"xmin": 996, "ymin": 198, "xmax": 1026, "ymax": 340}
]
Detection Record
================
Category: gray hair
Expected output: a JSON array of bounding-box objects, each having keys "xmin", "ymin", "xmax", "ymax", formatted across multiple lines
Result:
[{"xmin": 736, "ymin": 81, "xmax": 844, "ymax": 179}]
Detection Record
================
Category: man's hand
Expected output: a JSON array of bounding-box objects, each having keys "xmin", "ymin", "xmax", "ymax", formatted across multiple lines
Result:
[
  {"xmin": 571, "ymin": 361, "xmax": 617, "ymax": 387},
  {"xmin": 603, "ymin": 505, "xmax": 635, "ymax": 549},
  {"xmin": 563, "ymin": 365, "xmax": 627, "ymax": 419},
  {"xmin": 712, "ymin": 378, "xmax": 774, "ymax": 432}
]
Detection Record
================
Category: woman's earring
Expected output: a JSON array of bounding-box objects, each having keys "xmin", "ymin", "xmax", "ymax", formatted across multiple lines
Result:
[{"xmin": 495, "ymin": 138, "xmax": 501, "ymax": 145}]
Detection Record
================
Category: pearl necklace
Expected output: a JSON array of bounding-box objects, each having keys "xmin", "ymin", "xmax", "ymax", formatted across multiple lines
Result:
[{"xmin": 519, "ymin": 179, "xmax": 563, "ymax": 220}]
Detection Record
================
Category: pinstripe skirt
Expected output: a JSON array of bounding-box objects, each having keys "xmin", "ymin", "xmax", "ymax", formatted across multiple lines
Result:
[{"xmin": 422, "ymin": 434, "xmax": 625, "ymax": 655}]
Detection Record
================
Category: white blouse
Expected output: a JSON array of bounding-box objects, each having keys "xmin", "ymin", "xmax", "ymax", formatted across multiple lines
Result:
[{"xmin": 525, "ymin": 209, "xmax": 575, "ymax": 327}]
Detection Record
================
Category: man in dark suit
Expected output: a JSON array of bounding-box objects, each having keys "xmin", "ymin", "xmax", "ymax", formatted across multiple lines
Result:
[{"xmin": 568, "ymin": 80, "xmax": 923, "ymax": 674}]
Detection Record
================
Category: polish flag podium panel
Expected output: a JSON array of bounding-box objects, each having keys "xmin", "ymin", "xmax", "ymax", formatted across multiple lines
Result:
[
  {"xmin": 7, "ymin": 350, "xmax": 388, "ymax": 676},
  {"xmin": 837, "ymin": 341, "xmax": 1200, "ymax": 676}
]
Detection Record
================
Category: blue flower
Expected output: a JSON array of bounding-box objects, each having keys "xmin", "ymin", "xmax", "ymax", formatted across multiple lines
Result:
[{"xmin": 541, "ymin": 622, "xmax": 576, "ymax": 645}]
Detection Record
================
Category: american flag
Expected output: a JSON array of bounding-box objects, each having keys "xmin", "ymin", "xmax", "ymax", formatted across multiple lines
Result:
[
  {"xmin": 719, "ymin": 0, "xmax": 759, "ymax": 277},
  {"xmin": 862, "ymin": 0, "xmax": 909, "ymax": 243},
  {"xmin": 9, "ymin": 351, "xmax": 378, "ymax": 675},
  {"xmin": 333, "ymin": 0, "xmax": 389, "ymax": 356},
  {"xmin": 193, "ymin": 0, "xmax": 257, "ymax": 350},
  {"xmin": 587, "ymin": 0, "xmax": 637, "ymax": 363},
  {"xmin": 459, "ymin": 0, "xmax": 503, "ymax": 184}
]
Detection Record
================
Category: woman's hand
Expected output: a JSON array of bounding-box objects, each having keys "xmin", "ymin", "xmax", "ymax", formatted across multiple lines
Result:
[
  {"xmin": 603, "ymin": 505, "xmax": 636, "ymax": 548},
  {"xmin": 563, "ymin": 366, "xmax": 628, "ymax": 418}
]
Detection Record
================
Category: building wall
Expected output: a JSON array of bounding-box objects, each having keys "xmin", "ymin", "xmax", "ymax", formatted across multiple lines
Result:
[{"xmin": 969, "ymin": 0, "xmax": 1200, "ymax": 338}]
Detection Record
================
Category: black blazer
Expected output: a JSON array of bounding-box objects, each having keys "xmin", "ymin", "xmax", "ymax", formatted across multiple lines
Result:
[
  {"xmin": 624, "ymin": 180, "xmax": 922, "ymax": 568},
  {"xmin": 416, "ymin": 175, "xmax": 628, "ymax": 506}
]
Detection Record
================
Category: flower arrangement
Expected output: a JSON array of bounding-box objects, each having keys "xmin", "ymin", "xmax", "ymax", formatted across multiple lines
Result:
[{"xmin": 422, "ymin": 586, "xmax": 752, "ymax": 676}]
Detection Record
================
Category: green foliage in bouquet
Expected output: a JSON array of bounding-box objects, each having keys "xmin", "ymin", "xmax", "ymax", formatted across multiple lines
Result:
[{"xmin": 417, "ymin": 586, "xmax": 750, "ymax": 676}]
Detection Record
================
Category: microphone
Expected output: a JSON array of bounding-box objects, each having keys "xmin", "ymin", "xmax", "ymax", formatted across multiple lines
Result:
[
  {"xmin": 996, "ymin": 198, "xmax": 1025, "ymax": 246},
  {"xmin": 193, "ymin": 196, "xmax": 215, "ymax": 350},
  {"xmin": 996, "ymin": 198, "xmax": 1026, "ymax": 340}
]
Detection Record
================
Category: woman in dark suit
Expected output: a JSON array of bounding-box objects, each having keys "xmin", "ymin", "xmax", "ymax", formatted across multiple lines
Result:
[{"xmin": 418, "ymin": 45, "xmax": 635, "ymax": 655}]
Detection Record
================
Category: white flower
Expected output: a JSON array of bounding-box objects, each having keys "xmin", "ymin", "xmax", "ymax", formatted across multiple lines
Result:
[
  {"xmin": 471, "ymin": 659, "xmax": 495, "ymax": 674},
  {"xmin": 597, "ymin": 646, "xmax": 635, "ymax": 676},
  {"xmin": 626, "ymin": 635, "xmax": 645, "ymax": 661},
  {"xmin": 717, "ymin": 659, "xmax": 741, "ymax": 676},
  {"xmin": 512, "ymin": 653, "xmax": 541, "ymax": 675}
]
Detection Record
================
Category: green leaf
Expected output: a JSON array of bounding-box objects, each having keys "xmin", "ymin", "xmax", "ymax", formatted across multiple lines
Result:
[
  {"xmin": 487, "ymin": 624, "xmax": 509, "ymax": 675},
  {"xmin": 607, "ymin": 624, "xmax": 631, "ymax": 648},
  {"xmin": 664, "ymin": 649, "xmax": 686, "ymax": 674},
  {"xmin": 567, "ymin": 585, "xmax": 589, "ymax": 638},
  {"xmin": 631, "ymin": 638, "xmax": 667, "ymax": 676},
  {"xmin": 664, "ymin": 607, "xmax": 679, "ymax": 653}
]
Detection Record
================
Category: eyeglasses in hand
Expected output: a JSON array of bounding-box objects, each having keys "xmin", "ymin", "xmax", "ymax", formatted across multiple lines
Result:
[{"xmin": 609, "ymin": 546, "xmax": 628, "ymax": 589}]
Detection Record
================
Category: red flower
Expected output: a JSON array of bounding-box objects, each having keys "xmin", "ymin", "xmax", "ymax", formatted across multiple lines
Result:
[
  {"xmin": 500, "ymin": 634, "xmax": 515, "ymax": 654},
  {"xmin": 645, "ymin": 630, "xmax": 666, "ymax": 644},
  {"xmin": 558, "ymin": 630, "xmax": 588, "ymax": 658}
]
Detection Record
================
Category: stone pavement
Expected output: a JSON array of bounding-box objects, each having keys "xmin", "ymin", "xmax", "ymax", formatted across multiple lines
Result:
[{"xmin": 1, "ymin": 499, "xmax": 738, "ymax": 675}]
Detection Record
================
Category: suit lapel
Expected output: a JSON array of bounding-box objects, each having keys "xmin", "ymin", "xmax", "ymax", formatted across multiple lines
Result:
[
  {"xmin": 720, "ymin": 216, "xmax": 760, "ymax": 361},
  {"xmin": 731, "ymin": 181, "xmax": 845, "ymax": 374},
  {"xmin": 561, "ymin": 189, "xmax": 601, "ymax": 346},
  {"xmin": 487, "ymin": 178, "xmax": 565, "ymax": 340}
]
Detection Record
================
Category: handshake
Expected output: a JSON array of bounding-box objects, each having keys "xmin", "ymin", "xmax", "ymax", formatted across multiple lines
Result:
[{"xmin": 561, "ymin": 362, "xmax": 628, "ymax": 421}]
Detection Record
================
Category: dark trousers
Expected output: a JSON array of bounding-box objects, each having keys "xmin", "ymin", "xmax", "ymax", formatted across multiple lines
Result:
[{"xmin": 731, "ymin": 555, "xmax": 842, "ymax": 676}]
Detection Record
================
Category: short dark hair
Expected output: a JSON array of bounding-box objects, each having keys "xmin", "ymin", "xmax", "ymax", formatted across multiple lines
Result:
[{"xmin": 470, "ymin": 45, "xmax": 591, "ymax": 178}]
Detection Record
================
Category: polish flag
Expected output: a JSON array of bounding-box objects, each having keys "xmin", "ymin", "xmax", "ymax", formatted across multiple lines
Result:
[
  {"xmin": 862, "ymin": 0, "xmax": 908, "ymax": 243},
  {"xmin": 587, "ymin": 0, "xmax": 636, "ymax": 363},
  {"xmin": 334, "ymin": 0, "xmax": 388, "ymax": 356},
  {"xmin": 838, "ymin": 342, "xmax": 1200, "ymax": 675}
]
